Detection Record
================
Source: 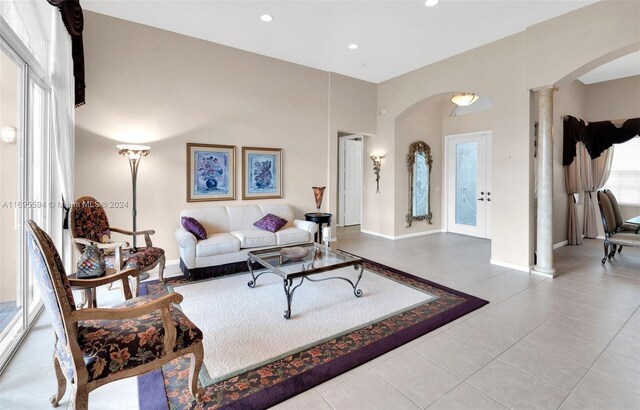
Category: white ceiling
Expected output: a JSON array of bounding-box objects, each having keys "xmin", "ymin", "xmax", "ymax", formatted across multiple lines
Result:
[
  {"xmin": 578, "ymin": 51, "xmax": 640, "ymax": 84},
  {"xmin": 82, "ymin": 0, "xmax": 603, "ymax": 84}
]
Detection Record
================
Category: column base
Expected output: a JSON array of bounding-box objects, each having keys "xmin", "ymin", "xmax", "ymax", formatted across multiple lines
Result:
[{"xmin": 531, "ymin": 265, "xmax": 556, "ymax": 278}]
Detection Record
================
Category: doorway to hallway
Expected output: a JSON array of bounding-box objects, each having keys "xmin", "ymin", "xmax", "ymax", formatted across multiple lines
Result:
[{"xmin": 338, "ymin": 135, "xmax": 363, "ymax": 227}]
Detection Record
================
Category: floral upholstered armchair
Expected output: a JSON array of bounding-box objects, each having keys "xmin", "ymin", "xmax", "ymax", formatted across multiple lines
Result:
[
  {"xmin": 69, "ymin": 196, "xmax": 166, "ymax": 288},
  {"xmin": 25, "ymin": 220, "xmax": 204, "ymax": 410}
]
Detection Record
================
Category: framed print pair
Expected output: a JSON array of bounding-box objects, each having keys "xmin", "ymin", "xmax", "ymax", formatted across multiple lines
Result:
[{"xmin": 186, "ymin": 144, "xmax": 282, "ymax": 202}]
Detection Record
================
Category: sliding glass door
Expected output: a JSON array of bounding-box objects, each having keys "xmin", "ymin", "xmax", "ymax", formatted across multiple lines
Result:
[{"xmin": 0, "ymin": 40, "xmax": 51, "ymax": 370}]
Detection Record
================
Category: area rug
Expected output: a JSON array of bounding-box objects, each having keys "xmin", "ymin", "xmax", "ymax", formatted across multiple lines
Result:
[{"xmin": 138, "ymin": 256, "xmax": 488, "ymax": 410}]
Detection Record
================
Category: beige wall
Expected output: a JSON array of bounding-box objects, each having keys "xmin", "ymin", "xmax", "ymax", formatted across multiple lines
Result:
[
  {"xmin": 0, "ymin": 52, "xmax": 19, "ymax": 302},
  {"xmin": 75, "ymin": 12, "xmax": 376, "ymax": 260}
]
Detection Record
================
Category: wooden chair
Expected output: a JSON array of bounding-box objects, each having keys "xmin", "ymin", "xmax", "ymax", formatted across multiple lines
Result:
[
  {"xmin": 596, "ymin": 191, "xmax": 640, "ymax": 263},
  {"xmin": 26, "ymin": 220, "xmax": 203, "ymax": 409},
  {"xmin": 69, "ymin": 196, "xmax": 166, "ymax": 289}
]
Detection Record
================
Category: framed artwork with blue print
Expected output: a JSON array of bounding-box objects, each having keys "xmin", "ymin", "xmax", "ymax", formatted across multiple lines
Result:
[
  {"xmin": 242, "ymin": 146, "xmax": 283, "ymax": 200},
  {"xmin": 187, "ymin": 143, "xmax": 236, "ymax": 202}
]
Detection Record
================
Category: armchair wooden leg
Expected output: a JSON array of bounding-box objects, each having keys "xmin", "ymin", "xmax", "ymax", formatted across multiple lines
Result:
[
  {"xmin": 121, "ymin": 276, "xmax": 133, "ymax": 300},
  {"xmin": 188, "ymin": 343, "xmax": 204, "ymax": 401},
  {"xmin": 71, "ymin": 386, "xmax": 89, "ymax": 410},
  {"xmin": 602, "ymin": 240, "xmax": 609, "ymax": 264},
  {"xmin": 618, "ymin": 245, "xmax": 624, "ymax": 254},
  {"xmin": 50, "ymin": 353, "xmax": 66, "ymax": 407},
  {"xmin": 158, "ymin": 255, "xmax": 166, "ymax": 282}
]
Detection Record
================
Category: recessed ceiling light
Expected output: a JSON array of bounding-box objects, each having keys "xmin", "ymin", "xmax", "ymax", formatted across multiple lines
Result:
[
  {"xmin": 348, "ymin": 44, "xmax": 358, "ymax": 50},
  {"xmin": 425, "ymin": 0, "xmax": 439, "ymax": 7},
  {"xmin": 260, "ymin": 14, "xmax": 273, "ymax": 22}
]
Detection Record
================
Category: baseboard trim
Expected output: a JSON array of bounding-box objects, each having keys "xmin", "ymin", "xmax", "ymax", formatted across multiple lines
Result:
[
  {"xmin": 553, "ymin": 240, "xmax": 568, "ymax": 249},
  {"xmin": 531, "ymin": 269, "xmax": 556, "ymax": 279},
  {"xmin": 360, "ymin": 229, "xmax": 395, "ymax": 240},
  {"xmin": 489, "ymin": 259, "xmax": 531, "ymax": 273},
  {"xmin": 360, "ymin": 229, "xmax": 442, "ymax": 240},
  {"xmin": 394, "ymin": 230, "xmax": 442, "ymax": 240},
  {"xmin": 166, "ymin": 258, "xmax": 179, "ymax": 266}
]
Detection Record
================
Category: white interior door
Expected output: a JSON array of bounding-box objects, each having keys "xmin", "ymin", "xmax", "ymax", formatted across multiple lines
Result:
[
  {"xmin": 338, "ymin": 136, "xmax": 363, "ymax": 226},
  {"xmin": 446, "ymin": 132, "xmax": 492, "ymax": 238}
]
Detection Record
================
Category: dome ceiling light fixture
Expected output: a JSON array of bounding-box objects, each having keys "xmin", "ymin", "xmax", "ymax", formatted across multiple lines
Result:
[
  {"xmin": 425, "ymin": 0, "xmax": 439, "ymax": 7},
  {"xmin": 450, "ymin": 93, "xmax": 479, "ymax": 106}
]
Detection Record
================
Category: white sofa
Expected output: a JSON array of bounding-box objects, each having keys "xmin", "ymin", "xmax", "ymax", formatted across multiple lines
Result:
[{"xmin": 175, "ymin": 204, "xmax": 317, "ymax": 280}]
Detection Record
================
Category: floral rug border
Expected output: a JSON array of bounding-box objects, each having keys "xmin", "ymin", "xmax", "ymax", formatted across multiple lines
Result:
[{"xmin": 138, "ymin": 257, "xmax": 488, "ymax": 410}]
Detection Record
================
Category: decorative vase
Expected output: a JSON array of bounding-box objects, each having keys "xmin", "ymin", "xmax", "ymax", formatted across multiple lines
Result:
[
  {"xmin": 312, "ymin": 186, "xmax": 326, "ymax": 213},
  {"xmin": 77, "ymin": 244, "xmax": 106, "ymax": 279}
]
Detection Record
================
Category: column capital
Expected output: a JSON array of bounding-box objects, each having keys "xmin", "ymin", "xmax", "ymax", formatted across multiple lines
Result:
[{"xmin": 533, "ymin": 86, "xmax": 558, "ymax": 95}]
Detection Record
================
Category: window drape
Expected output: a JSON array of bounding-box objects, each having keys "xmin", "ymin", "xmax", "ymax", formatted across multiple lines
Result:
[
  {"xmin": 47, "ymin": 0, "xmax": 85, "ymax": 107},
  {"xmin": 564, "ymin": 148, "xmax": 582, "ymax": 245},
  {"xmin": 49, "ymin": 14, "xmax": 75, "ymax": 271},
  {"xmin": 563, "ymin": 115, "xmax": 639, "ymax": 165}
]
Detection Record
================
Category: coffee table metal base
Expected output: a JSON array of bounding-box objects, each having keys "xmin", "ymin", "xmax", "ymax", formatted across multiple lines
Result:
[{"xmin": 247, "ymin": 260, "xmax": 364, "ymax": 319}]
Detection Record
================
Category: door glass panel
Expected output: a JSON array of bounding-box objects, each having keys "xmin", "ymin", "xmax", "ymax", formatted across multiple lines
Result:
[
  {"xmin": 0, "ymin": 46, "xmax": 23, "ymax": 360},
  {"xmin": 455, "ymin": 143, "xmax": 477, "ymax": 226}
]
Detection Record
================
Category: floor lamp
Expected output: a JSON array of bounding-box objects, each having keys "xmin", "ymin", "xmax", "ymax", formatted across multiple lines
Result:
[{"xmin": 117, "ymin": 144, "xmax": 151, "ymax": 280}]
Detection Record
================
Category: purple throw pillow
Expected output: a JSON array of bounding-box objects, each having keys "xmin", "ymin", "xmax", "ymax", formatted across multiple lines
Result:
[
  {"xmin": 181, "ymin": 216, "xmax": 207, "ymax": 240},
  {"xmin": 254, "ymin": 213, "xmax": 288, "ymax": 233}
]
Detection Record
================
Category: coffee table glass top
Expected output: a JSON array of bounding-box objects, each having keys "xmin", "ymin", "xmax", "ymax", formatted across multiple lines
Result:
[{"xmin": 247, "ymin": 243, "xmax": 361, "ymax": 279}]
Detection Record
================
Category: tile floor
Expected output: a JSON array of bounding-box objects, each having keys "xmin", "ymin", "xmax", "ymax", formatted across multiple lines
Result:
[{"xmin": 0, "ymin": 230, "xmax": 638, "ymax": 410}]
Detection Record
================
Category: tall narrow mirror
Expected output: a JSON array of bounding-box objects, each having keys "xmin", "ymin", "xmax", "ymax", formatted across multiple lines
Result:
[{"xmin": 406, "ymin": 141, "xmax": 433, "ymax": 227}]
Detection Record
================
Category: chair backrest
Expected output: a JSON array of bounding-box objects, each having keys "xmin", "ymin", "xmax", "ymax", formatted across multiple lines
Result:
[
  {"xmin": 25, "ymin": 220, "xmax": 76, "ymax": 347},
  {"xmin": 597, "ymin": 191, "xmax": 617, "ymax": 236},
  {"xmin": 603, "ymin": 189, "xmax": 624, "ymax": 230},
  {"xmin": 69, "ymin": 196, "xmax": 111, "ymax": 250}
]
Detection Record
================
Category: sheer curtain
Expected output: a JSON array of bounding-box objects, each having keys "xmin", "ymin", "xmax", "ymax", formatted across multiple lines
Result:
[
  {"xmin": 582, "ymin": 144, "xmax": 613, "ymax": 238},
  {"xmin": 50, "ymin": 14, "xmax": 75, "ymax": 271},
  {"xmin": 564, "ymin": 148, "xmax": 582, "ymax": 245}
]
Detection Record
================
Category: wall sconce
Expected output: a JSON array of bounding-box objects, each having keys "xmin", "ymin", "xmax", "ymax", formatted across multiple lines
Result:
[
  {"xmin": 370, "ymin": 154, "xmax": 386, "ymax": 193},
  {"xmin": 0, "ymin": 126, "xmax": 17, "ymax": 144}
]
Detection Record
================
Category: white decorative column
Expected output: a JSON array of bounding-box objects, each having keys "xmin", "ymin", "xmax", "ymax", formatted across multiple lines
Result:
[{"xmin": 533, "ymin": 87, "xmax": 556, "ymax": 277}]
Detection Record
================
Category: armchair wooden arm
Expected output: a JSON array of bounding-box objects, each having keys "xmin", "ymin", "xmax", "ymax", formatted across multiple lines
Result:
[
  {"xmin": 69, "ymin": 293, "xmax": 184, "ymax": 355},
  {"xmin": 110, "ymin": 227, "xmax": 156, "ymax": 247},
  {"xmin": 68, "ymin": 268, "xmax": 140, "ymax": 300}
]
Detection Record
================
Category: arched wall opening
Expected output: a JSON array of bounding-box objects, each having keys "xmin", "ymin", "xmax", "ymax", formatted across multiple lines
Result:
[
  {"xmin": 393, "ymin": 92, "xmax": 494, "ymax": 237},
  {"xmin": 538, "ymin": 43, "xmax": 640, "ymax": 250}
]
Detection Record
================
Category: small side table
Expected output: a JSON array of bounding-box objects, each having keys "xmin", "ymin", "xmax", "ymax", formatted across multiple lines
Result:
[
  {"xmin": 68, "ymin": 268, "xmax": 118, "ymax": 308},
  {"xmin": 305, "ymin": 212, "xmax": 332, "ymax": 244}
]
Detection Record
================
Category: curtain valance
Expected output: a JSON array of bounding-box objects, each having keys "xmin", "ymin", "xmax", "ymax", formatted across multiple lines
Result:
[
  {"xmin": 47, "ymin": 0, "xmax": 85, "ymax": 107},
  {"xmin": 563, "ymin": 115, "xmax": 640, "ymax": 165}
]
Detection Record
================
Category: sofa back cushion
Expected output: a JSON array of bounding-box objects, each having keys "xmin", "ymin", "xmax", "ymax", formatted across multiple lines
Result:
[
  {"xmin": 180, "ymin": 207, "xmax": 230, "ymax": 234},
  {"xmin": 258, "ymin": 204, "xmax": 294, "ymax": 228},
  {"xmin": 226, "ymin": 205, "xmax": 264, "ymax": 232}
]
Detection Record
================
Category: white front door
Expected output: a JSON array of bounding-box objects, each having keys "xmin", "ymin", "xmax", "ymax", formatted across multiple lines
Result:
[
  {"xmin": 446, "ymin": 132, "xmax": 492, "ymax": 238},
  {"xmin": 338, "ymin": 136, "xmax": 363, "ymax": 226}
]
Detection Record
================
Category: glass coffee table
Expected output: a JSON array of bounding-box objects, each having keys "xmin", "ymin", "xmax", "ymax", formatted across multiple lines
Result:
[{"xmin": 247, "ymin": 243, "xmax": 364, "ymax": 319}]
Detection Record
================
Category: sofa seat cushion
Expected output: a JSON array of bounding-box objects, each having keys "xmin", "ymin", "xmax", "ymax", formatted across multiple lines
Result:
[
  {"xmin": 231, "ymin": 230, "xmax": 276, "ymax": 248},
  {"xmin": 275, "ymin": 227, "xmax": 310, "ymax": 245},
  {"xmin": 196, "ymin": 233, "xmax": 240, "ymax": 257}
]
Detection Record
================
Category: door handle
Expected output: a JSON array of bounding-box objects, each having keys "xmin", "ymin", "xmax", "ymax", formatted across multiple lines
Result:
[{"xmin": 477, "ymin": 198, "xmax": 484, "ymax": 201}]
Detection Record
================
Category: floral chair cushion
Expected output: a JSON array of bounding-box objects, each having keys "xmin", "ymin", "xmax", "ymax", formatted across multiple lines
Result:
[
  {"xmin": 71, "ymin": 196, "xmax": 111, "ymax": 243},
  {"xmin": 77, "ymin": 295, "xmax": 203, "ymax": 382},
  {"xmin": 105, "ymin": 247, "xmax": 165, "ymax": 271}
]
